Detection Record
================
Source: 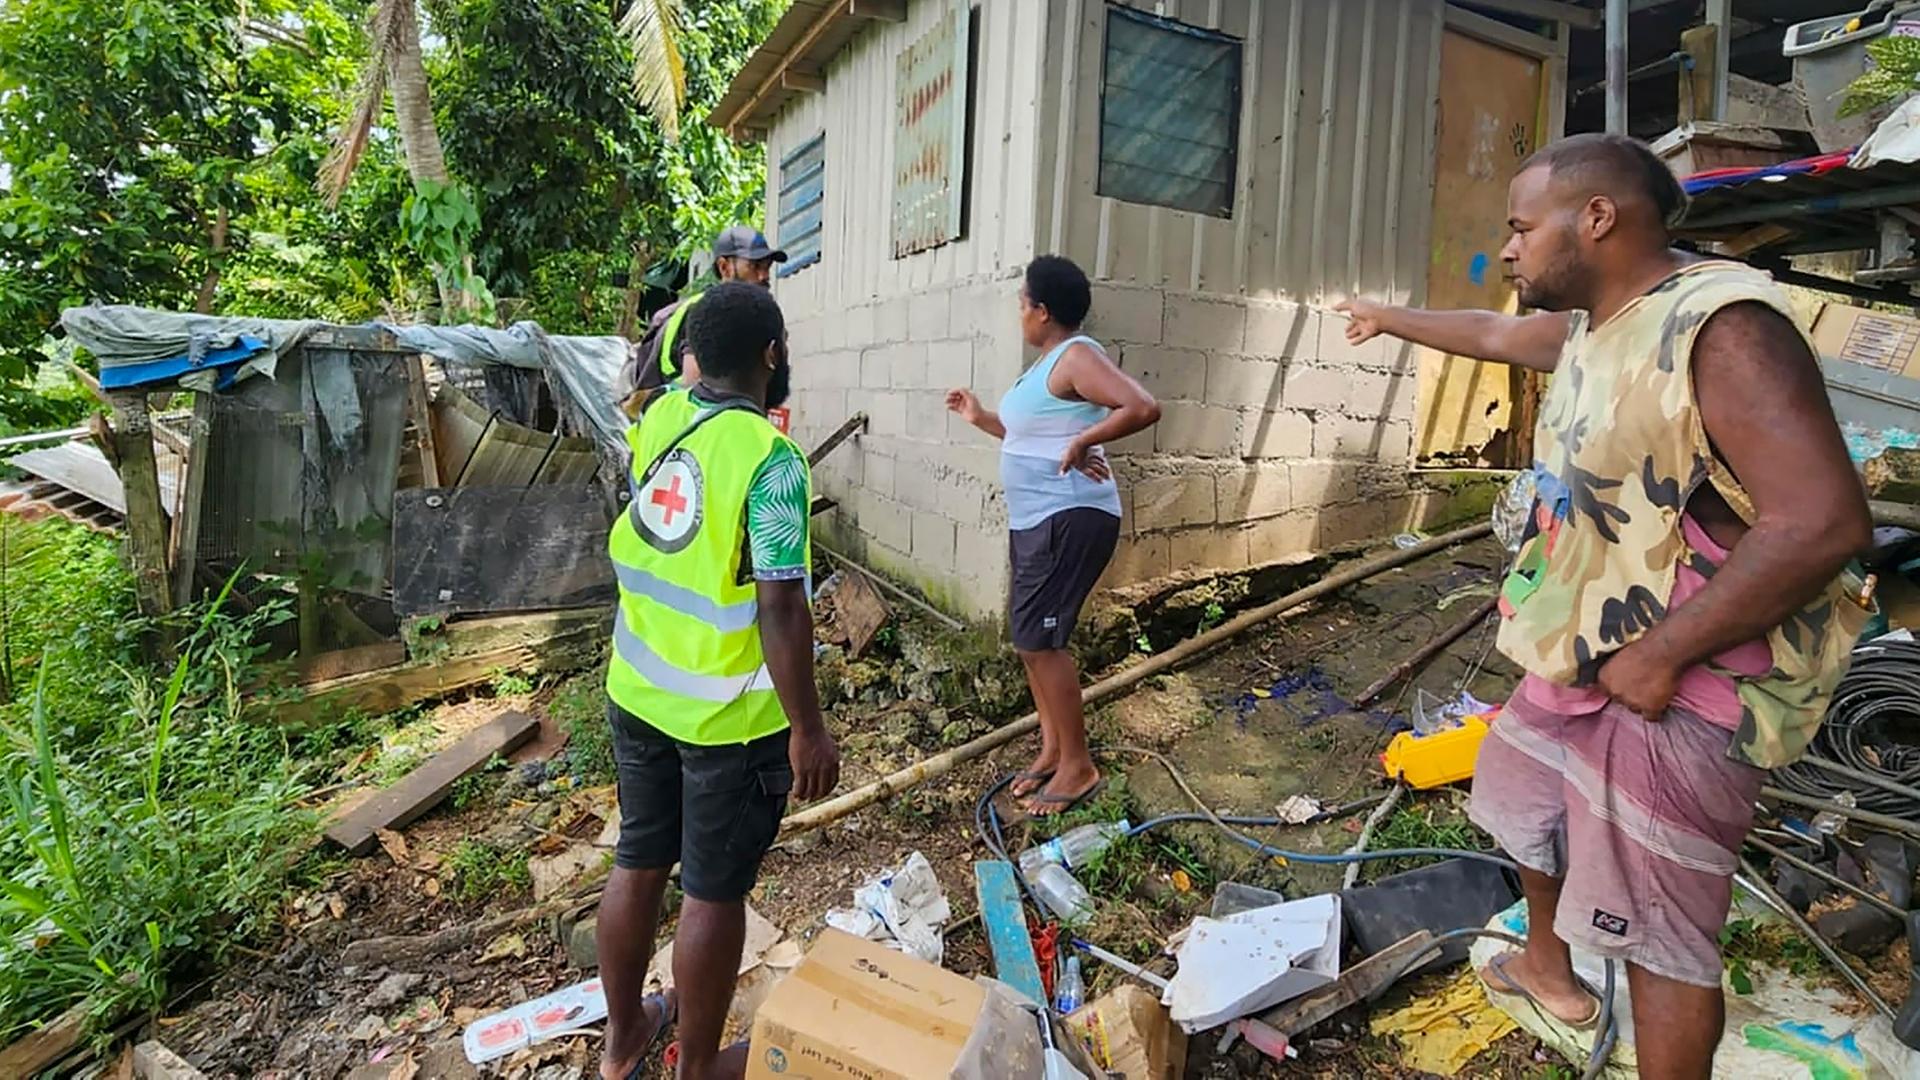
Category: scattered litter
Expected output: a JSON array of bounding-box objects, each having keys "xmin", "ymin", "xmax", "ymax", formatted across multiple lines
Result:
[
  {"xmin": 1210, "ymin": 882, "xmax": 1285, "ymax": 919},
  {"xmin": 1168, "ymin": 869, "xmax": 1192, "ymax": 895},
  {"xmin": 1016, "ymin": 820, "xmax": 1129, "ymax": 875},
  {"xmin": 1065, "ymin": 984, "xmax": 1186, "ymax": 1080},
  {"xmin": 461, "ymin": 978, "xmax": 607, "ymax": 1065},
  {"xmin": 1368, "ymin": 969, "xmax": 1517, "ymax": 1077},
  {"xmin": 1025, "ymin": 863, "xmax": 1094, "ymax": 924},
  {"xmin": 1163, "ymin": 894, "xmax": 1341, "ymax": 1033},
  {"xmin": 745, "ymin": 929, "xmax": 1045, "ymax": 1080},
  {"xmin": 823, "ymin": 850, "xmax": 952, "ymax": 964},
  {"xmin": 1274, "ymin": 794, "xmax": 1321, "ymax": 825}
]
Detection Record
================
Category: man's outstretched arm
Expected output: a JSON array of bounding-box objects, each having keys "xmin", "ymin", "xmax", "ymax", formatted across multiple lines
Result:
[
  {"xmin": 1597, "ymin": 302, "xmax": 1872, "ymax": 717},
  {"xmin": 1334, "ymin": 298, "xmax": 1571, "ymax": 372}
]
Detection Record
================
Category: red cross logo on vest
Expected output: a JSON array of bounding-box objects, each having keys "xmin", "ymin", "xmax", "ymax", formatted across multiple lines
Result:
[{"xmin": 634, "ymin": 449, "xmax": 703, "ymax": 553}]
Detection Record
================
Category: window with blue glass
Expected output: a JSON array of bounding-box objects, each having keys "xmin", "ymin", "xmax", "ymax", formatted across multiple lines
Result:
[
  {"xmin": 1098, "ymin": 5, "xmax": 1242, "ymax": 218},
  {"xmin": 776, "ymin": 133, "xmax": 825, "ymax": 279}
]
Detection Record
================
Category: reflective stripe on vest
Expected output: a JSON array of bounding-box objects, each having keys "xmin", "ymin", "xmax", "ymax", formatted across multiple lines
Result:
[
  {"xmin": 610, "ymin": 560, "xmax": 758, "ymax": 633},
  {"xmin": 657, "ymin": 292, "xmax": 703, "ymax": 381},
  {"xmin": 612, "ymin": 613, "xmax": 769, "ymax": 701}
]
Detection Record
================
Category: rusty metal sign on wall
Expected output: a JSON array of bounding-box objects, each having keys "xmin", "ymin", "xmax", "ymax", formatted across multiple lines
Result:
[{"xmin": 891, "ymin": 0, "xmax": 968, "ymax": 258}]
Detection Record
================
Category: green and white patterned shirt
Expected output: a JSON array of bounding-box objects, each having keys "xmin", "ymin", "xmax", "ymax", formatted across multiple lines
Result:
[{"xmin": 744, "ymin": 439, "xmax": 810, "ymax": 582}]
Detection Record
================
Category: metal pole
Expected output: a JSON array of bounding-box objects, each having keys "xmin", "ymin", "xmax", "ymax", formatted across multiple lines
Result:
[
  {"xmin": 1707, "ymin": 0, "xmax": 1732, "ymax": 122},
  {"xmin": 1606, "ymin": 0, "xmax": 1628, "ymax": 134}
]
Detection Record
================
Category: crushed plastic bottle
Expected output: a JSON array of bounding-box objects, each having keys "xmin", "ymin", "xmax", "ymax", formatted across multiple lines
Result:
[
  {"xmin": 1016, "ymin": 820, "xmax": 1131, "ymax": 876},
  {"xmin": 1028, "ymin": 863, "xmax": 1095, "ymax": 923}
]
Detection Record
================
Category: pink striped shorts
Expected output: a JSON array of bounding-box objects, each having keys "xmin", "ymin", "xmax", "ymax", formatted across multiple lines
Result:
[{"xmin": 1467, "ymin": 683, "xmax": 1767, "ymax": 988}]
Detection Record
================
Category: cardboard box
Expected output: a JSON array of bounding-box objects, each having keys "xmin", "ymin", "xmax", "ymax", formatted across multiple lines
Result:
[
  {"xmin": 745, "ymin": 929, "xmax": 987, "ymax": 1080},
  {"xmin": 1067, "ymin": 984, "xmax": 1187, "ymax": 1080},
  {"xmin": 1811, "ymin": 303, "xmax": 1920, "ymax": 379}
]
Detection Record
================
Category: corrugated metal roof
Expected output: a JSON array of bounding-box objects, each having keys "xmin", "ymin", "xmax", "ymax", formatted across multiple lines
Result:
[{"xmin": 709, "ymin": 0, "xmax": 888, "ymax": 137}]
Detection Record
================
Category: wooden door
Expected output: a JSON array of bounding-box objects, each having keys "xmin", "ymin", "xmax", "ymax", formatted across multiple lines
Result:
[{"xmin": 1416, "ymin": 29, "xmax": 1548, "ymax": 467}]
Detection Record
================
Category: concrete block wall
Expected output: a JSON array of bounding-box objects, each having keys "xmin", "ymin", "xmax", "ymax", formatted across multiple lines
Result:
[
  {"xmin": 784, "ymin": 275, "xmax": 1028, "ymax": 618},
  {"xmin": 784, "ymin": 275, "xmax": 1479, "ymax": 619},
  {"xmin": 1083, "ymin": 282, "xmax": 1457, "ymax": 587}
]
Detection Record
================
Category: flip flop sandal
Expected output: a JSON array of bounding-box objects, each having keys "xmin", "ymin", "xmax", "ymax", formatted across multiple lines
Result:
[
  {"xmin": 622, "ymin": 991, "xmax": 679, "ymax": 1080},
  {"xmin": 1009, "ymin": 769, "xmax": 1056, "ymax": 796},
  {"xmin": 1480, "ymin": 952, "xmax": 1601, "ymax": 1030},
  {"xmin": 1024, "ymin": 777, "xmax": 1107, "ymax": 818}
]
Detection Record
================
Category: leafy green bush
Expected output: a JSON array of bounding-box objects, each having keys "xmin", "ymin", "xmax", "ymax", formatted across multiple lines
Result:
[
  {"xmin": 445, "ymin": 838, "xmax": 531, "ymax": 903},
  {"xmin": 1842, "ymin": 34, "xmax": 1920, "ymax": 118},
  {"xmin": 0, "ymin": 522, "xmax": 316, "ymax": 1043}
]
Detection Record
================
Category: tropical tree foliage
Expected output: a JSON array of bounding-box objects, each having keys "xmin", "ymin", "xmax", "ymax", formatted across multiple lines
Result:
[{"xmin": 0, "ymin": 0, "xmax": 783, "ymax": 425}]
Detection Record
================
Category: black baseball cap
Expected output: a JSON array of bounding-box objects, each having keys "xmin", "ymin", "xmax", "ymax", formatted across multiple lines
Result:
[{"xmin": 712, "ymin": 225, "xmax": 788, "ymax": 263}]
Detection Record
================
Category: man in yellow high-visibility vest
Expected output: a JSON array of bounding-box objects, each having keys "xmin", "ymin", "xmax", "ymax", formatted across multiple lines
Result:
[
  {"xmin": 619, "ymin": 226, "xmax": 787, "ymax": 403},
  {"xmin": 597, "ymin": 282, "xmax": 836, "ymax": 1080}
]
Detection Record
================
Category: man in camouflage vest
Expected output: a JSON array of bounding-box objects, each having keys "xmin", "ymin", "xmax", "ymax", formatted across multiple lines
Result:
[{"xmin": 1339, "ymin": 134, "xmax": 1872, "ymax": 1078}]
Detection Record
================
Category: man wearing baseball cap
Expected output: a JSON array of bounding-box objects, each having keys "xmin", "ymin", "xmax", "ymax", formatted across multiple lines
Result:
[{"xmin": 620, "ymin": 226, "xmax": 787, "ymax": 404}]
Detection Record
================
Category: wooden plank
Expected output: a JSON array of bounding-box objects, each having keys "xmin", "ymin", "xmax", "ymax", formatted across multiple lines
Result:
[
  {"xmin": 391, "ymin": 486, "xmax": 616, "ymax": 617},
  {"xmin": 133, "ymin": 1040, "xmax": 206, "ymax": 1079},
  {"xmin": 170, "ymin": 394, "xmax": 212, "ymax": 607},
  {"xmin": 834, "ymin": 568, "xmax": 891, "ymax": 657},
  {"xmin": 298, "ymin": 640, "xmax": 409, "ymax": 684},
  {"xmin": 325, "ymin": 710, "xmax": 541, "ymax": 854},
  {"xmin": 974, "ymin": 860, "xmax": 1046, "ymax": 1008},
  {"xmin": 1453, "ymin": 0, "xmax": 1600, "ymax": 31},
  {"xmin": 271, "ymin": 609, "xmax": 610, "ymax": 728},
  {"xmin": 405, "ymin": 355, "xmax": 442, "ymax": 488},
  {"xmin": 0, "ymin": 997, "xmax": 90, "ymax": 1077},
  {"xmin": 1257, "ymin": 929, "xmax": 1436, "ymax": 1036},
  {"xmin": 109, "ymin": 393, "xmax": 175, "ymax": 628}
]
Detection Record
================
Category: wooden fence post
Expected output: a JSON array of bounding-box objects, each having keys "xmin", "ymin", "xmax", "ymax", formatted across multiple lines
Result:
[{"xmin": 107, "ymin": 392, "xmax": 175, "ymax": 649}]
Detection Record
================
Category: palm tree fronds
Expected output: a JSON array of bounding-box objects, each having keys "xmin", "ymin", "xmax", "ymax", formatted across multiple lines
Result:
[
  {"xmin": 620, "ymin": 0, "xmax": 687, "ymax": 143},
  {"xmin": 318, "ymin": 0, "xmax": 413, "ymax": 205}
]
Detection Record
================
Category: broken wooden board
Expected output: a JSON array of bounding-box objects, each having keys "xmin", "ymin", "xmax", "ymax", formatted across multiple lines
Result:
[
  {"xmin": 133, "ymin": 1040, "xmax": 206, "ymax": 1079},
  {"xmin": 267, "ymin": 608, "xmax": 609, "ymax": 728},
  {"xmin": 391, "ymin": 486, "xmax": 615, "ymax": 617},
  {"xmin": 975, "ymin": 860, "xmax": 1047, "ymax": 1009},
  {"xmin": 1864, "ymin": 447, "xmax": 1920, "ymax": 504},
  {"xmin": 833, "ymin": 566, "xmax": 892, "ymax": 657},
  {"xmin": 1257, "ymin": 929, "xmax": 1436, "ymax": 1037},
  {"xmin": 0, "ymin": 996, "xmax": 90, "ymax": 1077},
  {"xmin": 325, "ymin": 710, "xmax": 540, "ymax": 855}
]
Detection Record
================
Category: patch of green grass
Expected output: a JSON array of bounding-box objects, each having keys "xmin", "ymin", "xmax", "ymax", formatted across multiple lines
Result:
[
  {"xmin": 445, "ymin": 839, "xmax": 531, "ymax": 903},
  {"xmin": 489, "ymin": 668, "xmax": 534, "ymax": 697},
  {"xmin": 1359, "ymin": 797, "xmax": 1494, "ymax": 881},
  {"xmin": 449, "ymin": 754, "xmax": 510, "ymax": 811},
  {"xmin": 0, "ymin": 537, "xmax": 318, "ymax": 1043},
  {"xmin": 550, "ymin": 673, "xmax": 613, "ymax": 785}
]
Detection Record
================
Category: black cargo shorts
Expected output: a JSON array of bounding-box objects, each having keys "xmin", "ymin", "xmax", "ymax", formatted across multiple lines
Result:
[{"xmin": 607, "ymin": 700, "xmax": 792, "ymax": 902}]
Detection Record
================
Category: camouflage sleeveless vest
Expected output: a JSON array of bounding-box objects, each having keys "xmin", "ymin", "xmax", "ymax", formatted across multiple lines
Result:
[{"xmin": 1495, "ymin": 260, "xmax": 1873, "ymax": 769}]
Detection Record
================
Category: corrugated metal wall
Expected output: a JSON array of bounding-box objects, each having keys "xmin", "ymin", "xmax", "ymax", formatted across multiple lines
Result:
[
  {"xmin": 765, "ymin": 0, "xmax": 1050, "ymax": 323},
  {"xmin": 1035, "ymin": 0, "xmax": 1447, "ymax": 306}
]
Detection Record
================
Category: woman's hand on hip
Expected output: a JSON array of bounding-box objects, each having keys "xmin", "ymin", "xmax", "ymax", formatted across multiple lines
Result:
[{"xmin": 1060, "ymin": 439, "xmax": 1110, "ymax": 482}]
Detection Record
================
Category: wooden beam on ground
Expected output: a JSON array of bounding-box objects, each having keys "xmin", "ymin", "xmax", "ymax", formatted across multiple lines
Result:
[
  {"xmin": 133, "ymin": 1040, "xmax": 206, "ymax": 1080},
  {"xmin": 170, "ymin": 394, "xmax": 212, "ymax": 608},
  {"xmin": 269, "ymin": 609, "xmax": 610, "ymax": 728},
  {"xmin": 0, "ymin": 997, "xmax": 90, "ymax": 1077},
  {"xmin": 807, "ymin": 412, "xmax": 869, "ymax": 467},
  {"xmin": 108, "ymin": 392, "xmax": 175, "ymax": 633},
  {"xmin": 1258, "ymin": 930, "xmax": 1437, "ymax": 1036},
  {"xmin": 781, "ymin": 70, "xmax": 826, "ymax": 93},
  {"xmin": 325, "ymin": 710, "xmax": 540, "ymax": 855},
  {"xmin": 975, "ymin": 861, "xmax": 1047, "ymax": 1008}
]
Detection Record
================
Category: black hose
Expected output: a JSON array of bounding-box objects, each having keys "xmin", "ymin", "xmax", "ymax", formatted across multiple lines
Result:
[{"xmin": 1772, "ymin": 639, "xmax": 1920, "ymax": 819}]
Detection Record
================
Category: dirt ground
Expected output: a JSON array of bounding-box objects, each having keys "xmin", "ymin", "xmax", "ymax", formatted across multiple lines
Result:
[{"xmin": 136, "ymin": 537, "xmax": 1906, "ymax": 1080}]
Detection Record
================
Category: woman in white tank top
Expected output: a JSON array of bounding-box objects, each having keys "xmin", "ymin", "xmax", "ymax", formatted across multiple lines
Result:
[{"xmin": 946, "ymin": 256, "xmax": 1161, "ymax": 815}]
